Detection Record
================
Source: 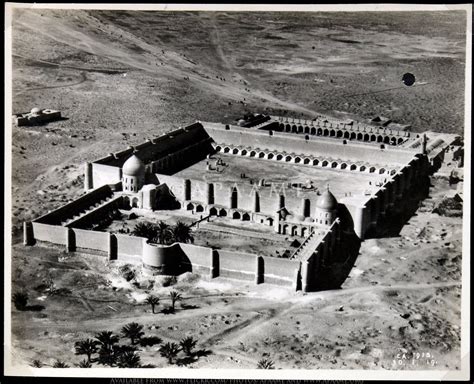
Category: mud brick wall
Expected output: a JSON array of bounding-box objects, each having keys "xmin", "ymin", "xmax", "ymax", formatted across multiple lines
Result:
[
  {"xmin": 74, "ymin": 228, "xmax": 110, "ymax": 253},
  {"xmin": 31, "ymin": 222, "xmax": 68, "ymax": 245}
]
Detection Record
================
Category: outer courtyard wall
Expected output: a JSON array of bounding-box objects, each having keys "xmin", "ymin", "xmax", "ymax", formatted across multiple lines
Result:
[
  {"xmin": 115, "ymin": 234, "xmax": 145, "ymax": 259},
  {"xmin": 31, "ymin": 222, "xmax": 68, "ymax": 245},
  {"xmin": 203, "ymin": 123, "xmax": 417, "ymax": 166},
  {"xmin": 34, "ymin": 185, "xmax": 113, "ymax": 225},
  {"xmin": 74, "ymin": 228, "xmax": 110, "ymax": 253},
  {"xmin": 179, "ymin": 243, "xmax": 212, "ymax": 269},
  {"xmin": 262, "ymin": 256, "xmax": 300, "ymax": 286},
  {"xmin": 217, "ymin": 249, "xmax": 257, "ymax": 281}
]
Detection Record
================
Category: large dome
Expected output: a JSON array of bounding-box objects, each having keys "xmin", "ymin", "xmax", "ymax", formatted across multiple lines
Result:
[
  {"xmin": 122, "ymin": 154, "xmax": 145, "ymax": 176},
  {"xmin": 316, "ymin": 189, "xmax": 338, "ymax": 210}
]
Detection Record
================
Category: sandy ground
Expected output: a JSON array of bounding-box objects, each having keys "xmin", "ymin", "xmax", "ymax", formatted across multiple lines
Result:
[
  {"xmin": 106, "ymin": 209, "xmax": 291, "ymax": 257},
  {"xmin": 9, "ymin": 173, "xmax": 463, "ymax": 370},
  {"xmin": 8, "ymin": 9, "xmax": 465, "ymax": 370}
]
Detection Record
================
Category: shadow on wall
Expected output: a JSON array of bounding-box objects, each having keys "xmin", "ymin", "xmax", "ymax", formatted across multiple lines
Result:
[
  {"xmin": 336, "ymin": 204, "xmax": 354, "ymax": 233},
  {"xmin": 313, "ymin": 229, "xmax": 361, "ymax": 291},
  {"xmin": 365, "ymin": 175, "xmax": 430, "ymax": 239},
  {"xmin": 143, "ymin": 243, "xmax": 193, "ymax": 276},
  {"xmin": 155, "ymin": 185, "xmax": 182, "ymax": 210}
]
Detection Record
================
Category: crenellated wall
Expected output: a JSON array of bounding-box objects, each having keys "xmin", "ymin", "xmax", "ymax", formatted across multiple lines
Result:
[
  {"xmin": 26, "ymin": 222, "xmax": 302, "ymax": 289},
  {"xmin": 269, "ymin": 115, "xmax": 412, "ymax": 142},
  {"xmin": 202, "ymin": 122, "xmax": 417, "ymax": 166},
  {"xmin": 34, "ymin": 185, "xmax": 114, "ymax": 225}
]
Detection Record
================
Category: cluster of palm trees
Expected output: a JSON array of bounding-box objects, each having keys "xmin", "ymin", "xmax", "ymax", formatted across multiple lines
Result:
[
  {"xmin": 159, "ymin": 336, "xmax": 198, "ymax": 365},
  {"xmin": 132, "ymin": 221, "xmax": 193, "ymax": 245},
  {"xmin": 72, "ymin": 323, "xmax": 166, "ymax": 368},
  {"xmin": 145, "ymin": 291, "xmax": 182, "ymax": 314},
  {"xmin": 31, "ymin": 322, "xmax": 203, "ymax": 368},
  {"xmin": 74, "ymin": 326, "xmax": 147, "ymax": 368}
]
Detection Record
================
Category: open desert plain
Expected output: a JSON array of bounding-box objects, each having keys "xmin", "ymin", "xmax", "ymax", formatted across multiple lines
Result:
[{"xmin": 6, "ymin": 6, "xmax": 469, "ymax": 375}]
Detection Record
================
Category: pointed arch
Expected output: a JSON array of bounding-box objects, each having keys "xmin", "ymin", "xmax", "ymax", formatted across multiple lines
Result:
[{"xmin": 219, "ymin": 208, "xmax": 227, "ymax": 217}]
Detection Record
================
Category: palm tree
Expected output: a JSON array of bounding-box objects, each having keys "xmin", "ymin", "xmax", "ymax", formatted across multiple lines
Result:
[
  {"xmin": 171, "ymin": 221, "xmax": 194, "ymax": 244},
  {"xmin": 152, "ymin": 221, "xmax": 172, "ymax": 245},
  {"xmin": 12, "ymin": 292, "xmax": 28, "ymax": 310},
  {"xmin": 257, "ymin": 358, "xmax": 275, "ymax": 369},
  {"xmin": 132, "ymin": 222, "xmax": 157, "ymax": 241},
  {"xmin": 95, "ymin": 331, "xmax": 120, "ymax": 366},
  {"xmin": 179, "ymin": 336, "xmax": 197, "ymax": 356},
  {"xmin": 52, "ymin": 360, "xmax": 69, "ymax": 368},
  {"xmin": 74, "ymin": 339, "xmax": 98, "ymax": 363},
  {"xmin": 121, "ymin": 322, "xmax": 144, "ymax": 345},
  {"xmin": 169, "ymin": 291, "xmax": 182, "ymax": 312},
  {"xmin": 117, "ymin": 351, "xmax": 141, "ymax": 368},
  {"xmin": 145, "ymin": 295, "xmax": 160, "ymax": 314},
  {"xmin": 77, "ymin": 359, "xmax": 92, "ymax": 368},
  {"xmin": 95, "ymin": 331, "xmax": 120, "ymax": 350},
  {"xmin": 159, "ymin": 342, "xmax": 180, "ymax": 364}
]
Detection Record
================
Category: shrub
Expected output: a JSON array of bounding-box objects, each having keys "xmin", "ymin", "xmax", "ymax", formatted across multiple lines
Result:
[
  {"xmin": 119, "ymin": 264, "xmax": 135, "ymax": 282},
  {"xmin": 257, "ymin": 358, "xmax": 275, "ymax": 369},
  {"xmin": 77, "ymin": 359, "xmax": 92, "ymax": 368},
  {"xmin": 12, "ymin": 292, "xmax": 28, "ymax": 310},
  {"xmin": 52, "ymin": 360, "xmax": 69, "ymax": 368},
  {"xmin": 139, "ymin": 336, "xmax": 162, "ymax": 347},
  {"xmin": 31, "ymin": 359, "xmax": 43, "ymax": 368}
]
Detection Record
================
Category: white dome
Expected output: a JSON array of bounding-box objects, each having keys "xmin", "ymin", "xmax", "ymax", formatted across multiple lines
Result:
[
  {"xmin": 122, "ymin": 154, "xmax": 145, "ymax": 176},
  {"xmin": 316, "ymin": 189, "xmax": 338, "ymax": 210},
  {"xmin": 31, "ymin": 107, "xmax": 42, "ymax": 114}
]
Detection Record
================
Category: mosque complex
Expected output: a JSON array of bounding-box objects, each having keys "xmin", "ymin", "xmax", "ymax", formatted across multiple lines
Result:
[{"xmin": 23, "ymin": 112, "xmax": 462, "ymax": 292}]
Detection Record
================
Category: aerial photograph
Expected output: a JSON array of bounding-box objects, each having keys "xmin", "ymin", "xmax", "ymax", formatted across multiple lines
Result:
[{"xmin": 4, "ymin": 3, "xmax": 470, "ymax": 380}]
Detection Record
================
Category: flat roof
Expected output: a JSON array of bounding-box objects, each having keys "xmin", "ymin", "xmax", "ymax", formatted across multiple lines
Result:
[{"xmin": 172, "ymin": 153, "xmax": 390, "ymax": 203}]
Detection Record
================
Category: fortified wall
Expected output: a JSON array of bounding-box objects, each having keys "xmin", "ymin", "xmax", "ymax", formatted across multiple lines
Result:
[{"xmin": 23, "ymin": 114, "xmax": 458, "ymax": 292}]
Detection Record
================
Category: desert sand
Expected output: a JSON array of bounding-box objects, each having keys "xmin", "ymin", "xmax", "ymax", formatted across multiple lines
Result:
[{"xmin": 8, "ymin": 8, "xmax": 465, "ymax": 370}]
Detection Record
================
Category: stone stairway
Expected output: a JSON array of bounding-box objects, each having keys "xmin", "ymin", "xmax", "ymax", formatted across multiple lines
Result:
[{"xmin": 61, "ymin": 196, "xmax": 115, "ymax": 226}]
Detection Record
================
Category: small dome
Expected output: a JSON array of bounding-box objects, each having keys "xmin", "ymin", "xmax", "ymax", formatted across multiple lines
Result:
[
  {"xmin": 122, "ymin": 154, "xmax": 145, "ymax": 176},
  {"xmin": 304, "ymin": 217, "xmax": 315, "ymax": 223},
  {"xmin": 31, "ymin": 107, "xmax": 42, "ymax": 115},
  {"xmin": 316, "ymin": 189, "xmax": 338, "ymax": 210},
  {"xmin": 238, "ymin": 119, "xmax": 246, "ymax": 126}
]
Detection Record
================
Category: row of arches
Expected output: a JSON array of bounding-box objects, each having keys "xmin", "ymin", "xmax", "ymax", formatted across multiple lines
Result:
[
  {"xmin": 185, "ymin": 203, "xmax": 275, "ymax": 225},
  {"xmin": 276, "ymin": 123, "xmax": 406, "ymax": 145},
  {"xmin": 213, "ymin": 145, "xmax": 395, "ymax": 175},
  {"xmin": 123, "ymin": 196, "xmax": 139, "ymax": 209},
  {"xmin": 279, "ymin": 223, "xmax": 314, "ymax": 237}
]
